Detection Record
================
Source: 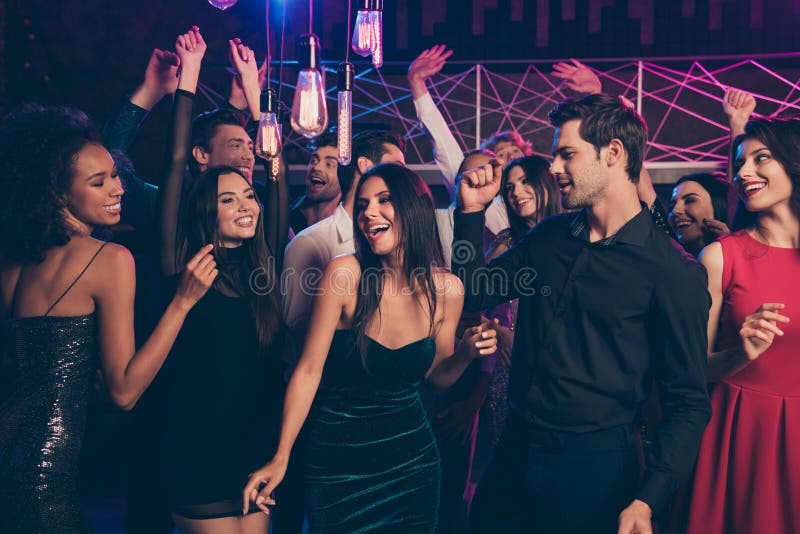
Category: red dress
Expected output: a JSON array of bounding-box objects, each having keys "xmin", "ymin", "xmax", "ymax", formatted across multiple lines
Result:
[{"xmin": 685, "ymin": 230, "xmax": 800, "ymax": 534}]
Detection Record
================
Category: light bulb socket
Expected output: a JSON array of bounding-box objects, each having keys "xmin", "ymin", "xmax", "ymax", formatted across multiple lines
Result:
[
  {"xmin": 297, "ymin": 33, "xmax": 321, "ymax": 71},
  {"xmin": 260, "ymin": 88, "xmax": 277, "ymax": 113},
  {"xmin": 357, "ymin": 0, "xmax": 383, "ymax": 11},
  {"xmin": 337, "ymin": 62, "xmax": 355, "ymax": 91}
]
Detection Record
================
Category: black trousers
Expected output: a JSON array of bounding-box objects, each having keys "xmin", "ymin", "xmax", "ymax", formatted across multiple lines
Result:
[{"xmin": 469, "ymin": 414, "xmax": 639, "ymax": 534}]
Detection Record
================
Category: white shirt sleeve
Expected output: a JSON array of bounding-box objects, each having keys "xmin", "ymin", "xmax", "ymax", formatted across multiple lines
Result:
[
  {"xmin": 282, "ymin": 233, "xmax": 328, "ymax": 331},
  {"xmin": 484, "ymin": 196, "xmax": 510, "ymax": 235},
  {"xmin": 413, "ymin": 92, "xmax": 464, "ymax": 200}
]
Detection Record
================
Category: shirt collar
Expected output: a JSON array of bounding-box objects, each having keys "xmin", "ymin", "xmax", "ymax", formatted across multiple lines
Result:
[
  {"xmin": 333, "ymin": 203, "xmax": 353, "ymax": 244},
  {"xmin": 569, "ymin": 203, "xmax": 651, "ymax": 247}
]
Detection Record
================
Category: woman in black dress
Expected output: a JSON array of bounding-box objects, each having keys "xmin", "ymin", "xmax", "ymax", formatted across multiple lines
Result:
[
  {"xmin": 0, "ymin": 106, "xmax": 216, "ymax": 532},
  {"xmin": 157, "ymin": 27, "xmax": 287, "ymax": 534}
]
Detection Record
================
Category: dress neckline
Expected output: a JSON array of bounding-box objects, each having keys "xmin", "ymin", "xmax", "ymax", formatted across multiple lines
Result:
[
  {"xmin": 741, "ymin": 228, "xmax": 799, "ymax": 251},
  {"xmin": 334, "ymin": 329, "xmax": 434, "ymax": 351}
]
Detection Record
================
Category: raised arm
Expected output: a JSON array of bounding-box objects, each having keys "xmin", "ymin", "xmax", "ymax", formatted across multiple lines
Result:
[
  {"xmin": 227, "ymin": 38, "xmax": 262, "ymax": 121},
  {"xmin": 551, "ymin": 59, "xmax": 602, "ymax": 95},
  {"xmin": 723, "ymin": 88, "xmax": 756, "ymax": 183},
  {"xmin": 103, "ymin": 48, "xmax": 180, "ymax": 151},
  {"xmin": 242, "ymin": 256, "xmax": 354, "ymax": 514},
  {"xmin": 158, "ymin": 26, "xmax": 206, "ymax": 276},
  {"xmin": 95, "ymin": 244, "xmax": 217, "ymax": 410},
  {"xmin": 453, "ymin": 160, "xmax": 527, "ymax": 311},
  {"xmin": 407, "ymin": 45, "xmax": 464, "ymax": 199}
]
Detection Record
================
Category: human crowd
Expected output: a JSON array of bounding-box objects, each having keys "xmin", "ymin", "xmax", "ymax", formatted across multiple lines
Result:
[{"xmin": 0, "ymin": 25, "xmax": 798, "ymax": 534}]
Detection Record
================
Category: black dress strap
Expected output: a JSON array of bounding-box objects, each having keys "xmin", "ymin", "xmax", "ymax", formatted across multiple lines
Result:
[{"xmin": 44, "ymin": 242, "xmax": 108, "ymax": 317}]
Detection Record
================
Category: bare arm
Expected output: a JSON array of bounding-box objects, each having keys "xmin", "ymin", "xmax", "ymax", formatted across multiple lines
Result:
[
  {"xmin": 95, "ymin": 244, "xmax": 217, "ymax": 410},
  {"xmin": 242, "ymin": 256, "xmax": 355, "ymax": 513},
  {"xmin": 426, "ymin": 274, "xmax": 497, "ymax": 391},
  {"xmin": 701, "ymin": 242, "xmax": 789, "ymax": 381},
  {"xmin": 722, "ymin": 88, "xmax": 756, "ymax": 183}
]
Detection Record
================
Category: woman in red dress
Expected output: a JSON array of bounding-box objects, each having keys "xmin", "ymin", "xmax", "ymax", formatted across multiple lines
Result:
[{"xmin": 686, "ymin": 117, "xmax": 800, "ymax": 533}]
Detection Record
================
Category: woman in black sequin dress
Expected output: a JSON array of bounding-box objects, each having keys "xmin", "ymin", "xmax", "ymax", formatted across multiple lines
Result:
[{"xmin": 0, "ymin": 106, "xmax": 215, "ymax": 533}]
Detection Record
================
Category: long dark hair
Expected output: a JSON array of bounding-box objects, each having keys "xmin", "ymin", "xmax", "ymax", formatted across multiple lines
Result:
[
  {"xmin": 183, "ymin": 166, "xmax": 284, "ymax": 352},
  {"xmin": 731, "ymin": 118, "xmax": 800, "ymax": 231},
  {"xmin": 351, "ymin": 164, "xmax": 443, "ymax": 365},
  {"xmin": 0, "ymin": 104, "xmax": 101, "ymax": 263},
  {"xmin": 501, "ymin": 156, "xmax": 562, "ymax": 242}
]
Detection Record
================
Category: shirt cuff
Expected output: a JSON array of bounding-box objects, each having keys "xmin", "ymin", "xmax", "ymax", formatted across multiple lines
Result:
[
  {"xmin": 636, "ymin": 471, "xmax": 677, "ymax": 517},
  {"xmin": 175, "ymin": 88, "xmax": 196, "ymax": 99}
]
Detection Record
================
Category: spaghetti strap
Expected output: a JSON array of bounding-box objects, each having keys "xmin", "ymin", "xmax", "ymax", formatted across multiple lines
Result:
[{"xmin": 44, "ymin": 242, "xmax": 109, "ymax": 317}]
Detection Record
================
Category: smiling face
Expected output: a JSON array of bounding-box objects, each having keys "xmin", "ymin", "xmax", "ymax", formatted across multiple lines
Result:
[
  {"xmin": 356, "ymin": 176, "xmax": 399, "ymax": 258},
  {"xmin": 734, "ymin": 138, "xmax": 794, "ymax": 214},
  {"xmin": 65, "ymin": 143, "xmax": 124, "ymax": 230},
  {"xmin": 197, "ymin": 124, "xmax": 256, "ymax": 183},
  {"xmin": 503, "ymin": 164, "xmax": 545, "ymax": 223},
  {"xmin": 668, "ymin": 180, "xmax": 715, "ymax": 247},
  {"xmin": 305, "ymin": 145, "xmax": 341, "ymax": 203},
  {"xmin": 216, "ymin": 172, "xmax": 261, "ymax": 247},
  {"xmin": 550, "ymin": 119, "xmax": 607, "ymax": 210}
]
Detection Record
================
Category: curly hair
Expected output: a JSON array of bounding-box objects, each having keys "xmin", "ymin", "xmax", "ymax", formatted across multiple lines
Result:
[{"xmin": 0, "ymin": 104, "xmax": 101, "ymax": 264}]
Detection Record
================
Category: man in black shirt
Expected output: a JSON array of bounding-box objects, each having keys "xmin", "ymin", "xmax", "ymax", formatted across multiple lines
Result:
[{"xmin": 456, "ymin": 94, "xmax": 711, "ymax": 534}]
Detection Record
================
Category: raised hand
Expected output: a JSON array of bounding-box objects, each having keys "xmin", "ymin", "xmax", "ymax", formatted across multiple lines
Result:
[
  {"xmin": 723, "ymin": 88, "xmax": 756, "ymax": 137},
  {"xmin": 739, "ymin": 302, "xmax": 789, "ymax": 362},
  {"xmin": 552, "ymin": 59, "xmax": 602, "ymax": 95},
  {"xmin": 242, "ymin": 458, "xmax": 286, "ymax": 515},
  {"xmin": 458, "ymin": 159, "xmax": 503, "ymax": 213},
  {"xmin": 130, "ymin": 49, "xmax": 180, "ymax": 110},
  {"xmin": 174, "ymin": 244, "xmax": 218, "ymax": 310},
  {"xmin": 228, "ymin": 38, "xmax": 262, "ymax": 119},
  {"xmin": 145, "ymin": 49, "xmax": 180, "ymax": 96},
  {"xmin": 175, "ymin": 25, "xmax": 207, "ymax": 73},
  {"xmin": 407, "ymin": 44, "xmax": 454, "ymax": 99},
  {"xmin": 229, "ymin": 57, "xmax": 269, "ymax": 112}
]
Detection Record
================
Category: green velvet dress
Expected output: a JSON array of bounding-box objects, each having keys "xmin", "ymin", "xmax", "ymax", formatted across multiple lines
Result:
[{"xmin": 304, "ymin": 329, "xmax": 440, "ymax": 533}]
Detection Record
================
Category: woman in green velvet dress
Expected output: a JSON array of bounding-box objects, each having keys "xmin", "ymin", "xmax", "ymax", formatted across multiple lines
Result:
[{"xmin": 243, "ymin": 164, "xmax": 497, "ymax": 533}]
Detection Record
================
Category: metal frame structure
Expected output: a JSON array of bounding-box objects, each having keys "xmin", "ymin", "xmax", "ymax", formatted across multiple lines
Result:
[{"xmin": 196, "ymin": 53, "xmax": 800, "ymax": 183}]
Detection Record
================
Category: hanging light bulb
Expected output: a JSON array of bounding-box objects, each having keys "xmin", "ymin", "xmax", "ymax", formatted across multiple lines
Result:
[
  {"xmin": 208, "ymin": 0, "xmax": 238, "ymax": 11},
  {"xmin": 351, "ymin": 0, "xmax": 383, "ymax": 68},
  {"xmin": 336, "ymin": 63, "xmax": 354, "ymax": 165},
  {"xmin": 269, "ymin": 102, "xmax": 285, "ymax": 182},
  {"xmin": 255, "ymin": 88, "xmax": 282, "ymax": 159},
  {"xmin": 291, "ymin": 33, "xmax": 329, "ymax": 139}
]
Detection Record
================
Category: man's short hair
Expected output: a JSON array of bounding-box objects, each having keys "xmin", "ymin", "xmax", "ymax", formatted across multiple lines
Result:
[
  {"xmin": 189, "ymin": 109, "xmax": 248, "ymax": 176},
  {"xmin": 338, "ymin": 130, "xmax": 406, "ymax": 197},
  {"xmin": 307, "ymin": 131, "xmax": 338, "ymax": 152},
  {"xmin": 480, "ymin": 130, "xmax": 533, "ymax": 155},
  {"xmin": 548, "ymin": 93, "xmax": 648, "ymax": 182}
]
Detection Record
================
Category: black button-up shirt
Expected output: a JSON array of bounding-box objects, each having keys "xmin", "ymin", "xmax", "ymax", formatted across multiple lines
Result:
[{"xmin": 453, "ymin": 206, "xmax": 712, "ymax": 514}]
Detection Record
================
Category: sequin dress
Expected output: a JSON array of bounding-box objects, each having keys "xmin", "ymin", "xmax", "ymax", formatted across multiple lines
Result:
[
  {"xmin": 0, "ymin": 314, "xmax": 97, "ymax": 533},
  {"xmin": 1, "ymin": 242, "xmax": 106, "ymax": 533}
]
